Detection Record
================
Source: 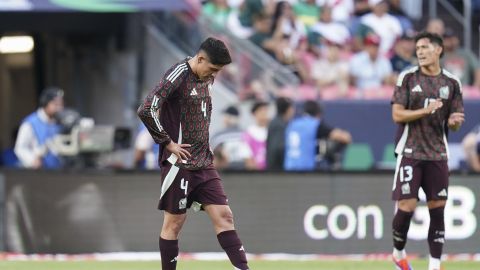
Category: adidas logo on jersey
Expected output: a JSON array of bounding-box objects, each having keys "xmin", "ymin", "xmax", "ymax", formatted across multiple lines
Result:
[
  {"xmin": 190, "ymin": 88, "xmax": 198, "ymax": 96},
  {"xmin": 412, "ymin": 85, "xmax": 422, "ymax": 92},
  {"xmin": 437, "ymin": 189, "xmax": 447, "ymax": 197}
]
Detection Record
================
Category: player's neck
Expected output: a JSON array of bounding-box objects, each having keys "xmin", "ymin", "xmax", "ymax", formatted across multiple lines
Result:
[
  {"xmin": 420, "ymin": 63, "xmax": 441, "ymax": 76},
  {"xmin": 188, "ymin": 56, "xmax": 199, "ymax": 77}
]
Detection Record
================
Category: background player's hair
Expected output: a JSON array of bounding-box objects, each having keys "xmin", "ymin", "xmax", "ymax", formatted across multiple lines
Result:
[
  {"xmin": 199, "ymin": 37, "xmax": 232, "ymax": 66},
  {"xmin": 39, "ymin": 87, "xmax": 64, "ymax": 108},
  {"xmin": 275, "ymin": 97, "xmax": 293, "ymax": 116},
  {"xmin": 414, "ymin": 31, "xmax": 444, "ymax": 58},
  {"xmin": 251, "ymin": 101, "xmax": 269, "ymax": 114},
  {"xmin": 304, "ymin": 100, "xmax": 322, "ymax": 117}
]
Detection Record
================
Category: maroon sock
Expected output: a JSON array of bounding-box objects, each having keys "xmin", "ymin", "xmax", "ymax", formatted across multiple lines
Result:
[
  {"xmin": 428, "ymin": 207, "xmax": 445, "ymax": 259},
  {"xmin": 159, "ymin": 237, "xmax": 178, "ymax": 270},
  {"xmin": 217, "ymin": 230, "xmax": 249, "ymax": 270},
  {"xmin": 392, "ymin": 209, "xmax": 414, "ymax": 251}
]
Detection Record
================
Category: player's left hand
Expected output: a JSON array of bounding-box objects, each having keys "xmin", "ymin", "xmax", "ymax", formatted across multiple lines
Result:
[{"xmin": 448, "ymin": 112, "xmax": 465, "ymax": 130}]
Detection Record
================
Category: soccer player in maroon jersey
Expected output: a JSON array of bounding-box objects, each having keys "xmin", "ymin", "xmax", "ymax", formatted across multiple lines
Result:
[
  {"xmin": 137, "ymin": 37, "xmax": 250, "ymax": 270},
  {"xmin": 390, "ymin": 32, "xmax": 465, "ymax": 270}
]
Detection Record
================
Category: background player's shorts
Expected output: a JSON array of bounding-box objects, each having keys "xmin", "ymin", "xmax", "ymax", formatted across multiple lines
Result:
[
  {"xmin": 392, "ymin": 155, "xmax": 449, "ymax": 201},
  {"xmin": 158, "ymin": 163, "xmax": 228, "ymax": 214}
]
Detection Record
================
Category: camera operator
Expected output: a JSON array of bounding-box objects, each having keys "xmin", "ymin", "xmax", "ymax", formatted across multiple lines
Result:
[{"xmin": 14, "ymin": 87, "xmax": 65, "ymax": 169}]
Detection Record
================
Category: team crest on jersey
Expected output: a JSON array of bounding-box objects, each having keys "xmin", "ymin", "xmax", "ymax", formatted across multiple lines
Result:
[
  {"xmin": 401, "ymin": 183, "xmax": 410, "ymax": 195},
  {"xmin": 439, "ymin": 86, "xmax": 449, "ymax": 99},
  {"xmin": 179, "ymin": 198, "xmax": 187, "ymax": 209}
]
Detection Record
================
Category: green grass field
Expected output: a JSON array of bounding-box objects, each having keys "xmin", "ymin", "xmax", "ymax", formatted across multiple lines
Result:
[{"xmin": 0, "ymin": 260, "xmax": 479, "ymax": 270}]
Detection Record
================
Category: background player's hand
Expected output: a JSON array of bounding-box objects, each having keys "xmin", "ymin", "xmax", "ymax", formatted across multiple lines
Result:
[
  {"xmin": 448, "ymin": 112, "xmax": 465, "ymax": 131},
  {"xmin": 166, "ymin": 141, "xmax": 191, "ymax": 162},
  {"xmin": 426, "ymin": 99, "xmax": 443, "ymax": 114}
]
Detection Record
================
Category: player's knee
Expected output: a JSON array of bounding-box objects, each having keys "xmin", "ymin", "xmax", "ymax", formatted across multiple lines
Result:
[{"xmin": 220, "ymin": 209, "xmax": 234, "ymax": 226}]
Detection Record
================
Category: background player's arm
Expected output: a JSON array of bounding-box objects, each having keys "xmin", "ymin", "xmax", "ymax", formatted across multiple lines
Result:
[{"xmin": 392, "ymin": 101, "xmax": 443, "ymax": 124}]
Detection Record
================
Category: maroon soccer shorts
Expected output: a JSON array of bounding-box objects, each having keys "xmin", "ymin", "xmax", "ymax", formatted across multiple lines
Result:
[
  {"xmin": 158, "ymin": 163, "xmax": 228, "ymax": 214},
  {"xmin": 392, "ymin": 156, "xmax": 449, "ymax": 201}
]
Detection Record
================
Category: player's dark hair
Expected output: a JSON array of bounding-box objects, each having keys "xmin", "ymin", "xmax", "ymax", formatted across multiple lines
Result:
[
  {"xmin": 303, "ymin": 100, "xmax": 322, "ymax": 117},
  {"xmin": 39, "ymin": 87, "xmax": 64, "ymax": 108},
  {"xmin": 199, "ymin": 37, "xmax": 232, "ymax": 66},
  {"xmin": 251, "ymin": 101, "xmax": 269, "ymax": 114},
  {"xmin": 276, "ymin": 97, "xmax": 293, "ymax": 116},
  {"xmin": 415, "ymin": 31, "xmax": 444, "ymax": 58}
]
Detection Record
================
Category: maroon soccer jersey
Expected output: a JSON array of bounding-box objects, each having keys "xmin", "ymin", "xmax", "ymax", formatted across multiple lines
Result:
[
  {"xmin": 392, "ymin": 66, "xmax": 464, "ymax": 160},
  {"xmin": 138, "ymin": 58, "xmax": 214, "ymax": 169}
]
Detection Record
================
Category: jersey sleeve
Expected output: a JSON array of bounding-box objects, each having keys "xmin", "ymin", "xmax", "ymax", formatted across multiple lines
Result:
[
  {"xmin": 391, "ymin": 70, "xmax": 410, "ymax": 107},
  {"xmin": 450, "ymin": 78, "xmax": 464, "ymax": 114},
  {"xmin": 137, "ymin": 63, "xmax": 188, "ymax": 146}
]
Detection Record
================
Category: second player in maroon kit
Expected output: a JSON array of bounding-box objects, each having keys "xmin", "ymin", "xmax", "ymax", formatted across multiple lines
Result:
[
  {"xmin": 390, "ymin": 32, "xmax": 465, "ymax": 270},
  {"xmin": 138, "ymin": 37, "xmax": 249, "ymax": 270}
]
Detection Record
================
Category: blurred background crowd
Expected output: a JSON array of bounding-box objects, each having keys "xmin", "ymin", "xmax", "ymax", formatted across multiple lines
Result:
[{"xmin": 0, "ymin": 0, "xmax": 479, "ymax": 173}]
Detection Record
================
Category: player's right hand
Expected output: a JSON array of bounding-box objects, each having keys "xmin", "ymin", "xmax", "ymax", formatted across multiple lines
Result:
[
  {"xmin": 166, "ymin": 141, "xmax": 191, "ymax": 162},
  {"xmin": 427, "ymin": 99, "xmax": 443, "ymax": 114}
]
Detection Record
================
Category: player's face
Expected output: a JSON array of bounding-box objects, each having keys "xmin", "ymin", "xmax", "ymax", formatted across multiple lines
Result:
[
  {"xmin": 197, "ymin": 55, "xmax": 224, "ymax": 81},
  {"xmin": 45, "ymin": 96, "xmax": 64, "ymax": 118},
  {"xmin": 416, "ymin": 38, "xmax": 442, "ymax": 67}
]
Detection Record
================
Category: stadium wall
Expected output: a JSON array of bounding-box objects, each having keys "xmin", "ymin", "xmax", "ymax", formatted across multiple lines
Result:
[{"xmin": 0, "ymin": 170, "xmax": 478, "ymax": 255}]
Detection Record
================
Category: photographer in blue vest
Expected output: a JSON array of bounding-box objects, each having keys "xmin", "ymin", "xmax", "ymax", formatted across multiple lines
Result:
[{"xmin": 14, "ymin": 87, "xmax": 65, "ymax": 169}]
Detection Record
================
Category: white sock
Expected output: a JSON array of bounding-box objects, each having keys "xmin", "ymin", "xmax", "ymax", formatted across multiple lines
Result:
[
  {"xmin": 393, "ymin": 248, "xmax": 406, "ymax": 260},
  {"xmin": 428, "ymin": 256, "xmax": 441, "ymax": 270}
]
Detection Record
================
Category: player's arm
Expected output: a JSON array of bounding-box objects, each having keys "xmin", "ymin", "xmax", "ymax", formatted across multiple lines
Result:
[
  {"xmin": 447, "ymin": 79, "xmax": 465, "ymax": 132},
  {"xmin": 392, "ymin": 101, "xmax": 442, "ymax": 124},
  {"xmin": 137, "ymin": 65, "xmax": 191, "ymax": 160}
]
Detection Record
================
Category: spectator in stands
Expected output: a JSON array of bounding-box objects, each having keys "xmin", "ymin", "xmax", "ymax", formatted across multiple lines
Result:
[
  {"xmin": 293, "ymin": 0, "xmax": 321, "ymax": 29},
  {"xmin": 309, "ymin": 5, "xmax": 351, "ymax": 48},
  {"xmin": 425, "ymin": 18, "xmax": 445, "ymax": 36},
  {"xmin": 390, "ymin": 31, "xmax": 416, "ymax": 73},
  {"xmin": 249, "ymin": 12, "xmax": 277, "ymax": 57},
  {"xmin": 349, "ymin": 33, "xmax": 395, "ymax": 93},
  {"xmin": 134, "ymin": 124, "xmax": 160, "ymax": 169},
  {"xmin": 270, "ymin": 1, "xmax": 306, "ymax": 58},
  {"xmin": 227, "ymin": 0, "xmax": 276, "ymax": 38},
  {"xmin": 442, "ymin": 29, "xmax": 480, "ymax": 89},
  {"xmin": 243, "ymin": 101, "xmax": 270, "ymax": 170},
  {"xmin": 387, "ymin": 0, "xmax": 413, "ymax": 32},
  {"xmin": 284, "ymin": 100, "xmax": 351, "ymax": 171},
  {"xmin": 266, "ymin": 97, "xmax": 295, "ymax": 171},
  {"xmin": 462, "ymin": 125, "xmax": 480, "ymax": 172},
  {"xmin": 360, "ymin": 0, "xmax": 403, "ymax": 54},
  {"xmin": 210, "ymin": 105, "xmax": 250, "ymax": 170},
  {"xmin": 201, "ymin": 0, "xmax": 232, "ymax": 29},
  {"xmin": 14, "ymin": 87, "xmax": 64, "ymax": 169},
  {"xmin": 311, "ymin": 39, "xmax": 350, "ymax": 98},
  {"xmin": 317, "ymin": 0, "xmax": 355, "ymax": 24}
]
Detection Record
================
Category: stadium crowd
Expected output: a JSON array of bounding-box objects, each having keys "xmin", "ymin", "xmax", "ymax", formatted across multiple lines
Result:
[{"xmin": 199, "ymin": 0, "xmax": 480, "ymax": 100}]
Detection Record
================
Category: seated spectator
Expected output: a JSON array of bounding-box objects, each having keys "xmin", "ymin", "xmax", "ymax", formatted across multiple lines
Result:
[
  {"xmin": 270, "ymin": 1, "xmax": 307, "ymax": 60},
  {"xmin": 462, "ymin": 125, "xmax": 480, "ymax": 172},
  {"xmin": 309, "ymin": 5, "xmax": 351, "ymax": 47},
  {"xmin": 249, "ymin": 12, "xmax": 277, "ymax": 57},
  {"xmin": 14, "ymin": 87, "xmax": 65, "ymax": 169},
  {"xmin": 442, "ymin": 29, "xmax": 480, "ymax": 89},
  {"xmin": 360, "ymin": 0, "xmax": 403, "ymax": 54},
  {"xmin": 316, "ymin": 0, "xmax": 354, "ymax": 24},
  {"xmin": 425, "ymin": 18, "xmax": 445, "ymax": 36},
  {"xmin": 387, "ymin": 0, "xmax": 413, "ymax": 32},
  {"xmin": 390, "ymin": 31, "xmax": 416, "ymax": 73},
  {"xmin": 243, "ymin": 101, "xmax": 270, "ymax": 170},
  {"xmin": 266, "ymin": 97, "xmax": 295, "ymax": 171},
  {"xmin": 349, "ymin": 34, "xmax": 395, "ymax": 93},
  {"xmin": 210, "ymin": 105, "xmax": 251, "ymax": 170},
  {"xmin": 311, "ymin": 39, "xmax": 350, "ymax": 98},
  {"xmin": 201, "ymin": 0, "xmax": 232, "ymax": 29},
  {"xmin": 293, "ymin": 0, "xmax": 321, "ymax": 29},
  {"xmin": 284, "ymin": 100, "xmax": 351, "ymax": 171}
]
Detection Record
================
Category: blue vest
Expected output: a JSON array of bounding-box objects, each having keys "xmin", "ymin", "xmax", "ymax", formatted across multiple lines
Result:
[
  {"xmin": 284, "ymin": 116, "xmax": 320, "ymax": 171},
  {"xmin": 24, "ymin": 112, "xmax": 62, "ymax": 169}
]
